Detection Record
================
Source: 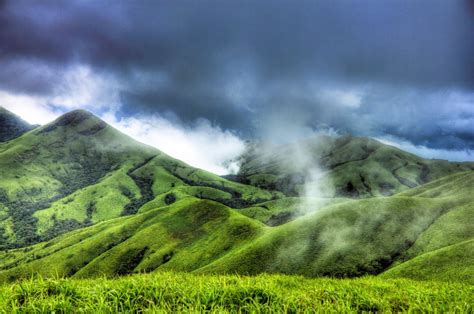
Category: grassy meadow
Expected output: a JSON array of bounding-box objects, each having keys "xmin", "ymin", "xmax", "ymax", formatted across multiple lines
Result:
[{"xmin": 0, "ymin": 272, "xmax": 472, "ymax": 313}]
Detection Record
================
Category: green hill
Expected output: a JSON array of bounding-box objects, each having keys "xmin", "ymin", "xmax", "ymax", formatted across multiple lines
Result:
[
  {"xmin": 381, "ymin": 239, "xmax": 474, "ymax": 283},
  {"xmin": 379, "ymin": 171, "xmax": 474, "ymax": 282},
  {"xmin": 0, "ymin": 171, "xmax": 472, "ymax": 283},
  {"xmin": 0, "ymin": 109, "xmax": 276, "ymax": 248},
  {"xmin": 232, "ymin": 136, "xmax": 474, "ymax": 197},
  {"xmin": 0, "ymin": 198, "xmax": 263, "ymax": 281}
]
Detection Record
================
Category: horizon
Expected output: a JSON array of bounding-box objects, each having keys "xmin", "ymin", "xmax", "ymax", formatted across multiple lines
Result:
[{"xmin": 1, "ymin": 105, "xmax": 473, "ymax": 176}]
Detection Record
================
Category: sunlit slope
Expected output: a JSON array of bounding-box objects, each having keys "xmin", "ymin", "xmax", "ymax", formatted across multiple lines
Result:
[
  {"xmin": 235, "ymin": 136, "xmax": 474, "ymax": 197},
  {"xmin": 397, "ymin": 171, "xmax": 474, "ymax": 257},
  {"xmin": 32, "ymin": 152, "xmax": 275, "ymax": 237},
  {"xmin": 199, "ymin": 197, "xmax": 448, "ymax": 277},
  {"xmin": 0, "ymin": 110, "xmax": 275, "ymax": 248},
  {"xmin": 381, "ymin": 239, "xmax": 474, "ymax": 283},
  {"xmin": 379, "ymin": 171, "xmax": 474, "ymax": 283},
  {"xmin": 0, "ymin": 198, "xmax": 264, "ymax": 281},
  {"xmin": 1, "ymin": 273, "xmax": 471, "ymax": 313},
  {"xmin": 206, "ymin": 171, "xmax": 474, "ymax": 281},
  {"xmin": 0, "ymin": 109, "xmax": 155, "ymax": 247},
  {"xmin": 0, "ymin": 172, "xmax": 472, "ymax": 282}
]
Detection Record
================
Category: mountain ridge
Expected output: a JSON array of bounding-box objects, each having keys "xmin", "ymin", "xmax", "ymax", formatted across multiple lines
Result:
[
  {"xmin": 0, "ymin": 107, "xmax": 37, "ymax": 142},
  {"xmin": 0, "ymin": 108, "xmax": 275, "ymax": 248},
  {"xmin": 231, "ymin": 135, "xmax": 474, "ymax": 197}
]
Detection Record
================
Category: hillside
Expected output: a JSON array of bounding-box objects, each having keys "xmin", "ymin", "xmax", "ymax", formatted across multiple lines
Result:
[
  {"xmin": 0, "ymin": 109, "xmax": 276, "ymax": 248},
  {"xmin": 232, "ymin": 136, "xmax": 474, "ymax": 197},
  {"xmin": 0, "ymin": 107, "xmax": 472, "ymax": 286},
  {"xmin": 0, "ymin": 171, "xmax": 472, "ymax": 283},
  {"xmin": 0, "ymin": 107, "xmax": 36, "ymax": 142}
]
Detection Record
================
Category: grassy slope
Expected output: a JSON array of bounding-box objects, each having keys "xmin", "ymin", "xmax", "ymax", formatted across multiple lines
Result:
[
  {"xmin": 0, "ymin": 110, "xmax": 156, "ymax": 246},
  {"xmin": 237, "ymin": 136, "xmax": 474, "ymax": 198},
  {"xmin": 0, "ymin": 110, "xmax": 276, "ymax": 248},
  {"xmin": 238, "ymin": 197, "xmax": 349, "ymax": 225},
  {"xmin": 206, "ymin": 172, "xmax": 474, "ymax": 282},
  {"xmin": 0, "ymin": 273, "xmax": 472, "ymax": 313},
  {"xmin": 0, "ymin": 172, "xmax": 472, "ymax": 283},
  {"xmin": 381, "ymin": 239, "xmax": 474, "ymax": 283},
  {"xmin": 379, "ymin": 171, "xmax": 474, "ymax": 282},
  {"xmin": 32, "ymin": 153, "xmax": 275, "ymax": 235},
  {"xmin": 0, "ymin": 198, "xmax": 264, "ymax": 281},
  {"xmin": 199, "ymin": 196, "xmax": 448, "ymax": 277}
]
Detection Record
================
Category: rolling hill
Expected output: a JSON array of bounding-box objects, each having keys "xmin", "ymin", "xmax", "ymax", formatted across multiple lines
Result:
[
  {"xmin": 231, "ymin": 136, "xmax": 474, "ymax": 197},
  {"xmin": 0, "ymin": 170, "xmax": 472, "ymax": 283},
  {"xmin": 0, "ymin": 107, "xmax": 472, "ymax": 286},
  {"xmin": 0, "ymin": 108, "xmax": 275, "ymax": 248}
]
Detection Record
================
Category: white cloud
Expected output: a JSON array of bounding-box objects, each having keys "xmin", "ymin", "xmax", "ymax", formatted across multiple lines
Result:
[
  {"xmin": 103, "ymin": 114, "xmax": 246, "ymax": 175},
  {"xmin": 0, "ymin": 64, "xmax": 246, "ymax": 175},
  {"xmin": 376, "ymin": 136, "xmax": 474, "ymax": 162},
  {"xmin": 51, "ymin": 65, "xmax": 122, "ymax": 111},
  {"xmin": 0, "ymin": 92, "xmax": 61, "ymax": 124},
  {"xmin": 0, "ymin": 64, "xmax": 121, "ymax": 124},
  {"xmin": 321, "ymin": 89, "xmax": 363, "ymax": 108}
]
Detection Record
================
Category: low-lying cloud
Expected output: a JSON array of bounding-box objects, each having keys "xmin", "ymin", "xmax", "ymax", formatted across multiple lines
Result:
[{"xmin": 103, "ymin": 113, "xmax": 245, "ymax": 175}]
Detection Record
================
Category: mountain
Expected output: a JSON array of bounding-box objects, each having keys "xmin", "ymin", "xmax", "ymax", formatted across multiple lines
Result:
[
  {"xmin": 231, "ymin": 136, "xmax": 474, "ymax": 197},
  {"xmin": 0, "ymin": 108, "xmax": 472, "ymax": 285},
  {"xmin": 0, "ymin": 107, "xmax": 36, "ymax": 142},
  {"xmin": 0, "ymin": 110, "xmax": 276, "ymax": 248}
]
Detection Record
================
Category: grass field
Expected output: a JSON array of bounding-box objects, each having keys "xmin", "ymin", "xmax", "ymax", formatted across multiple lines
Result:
[{"xmin": 0, "ymin": 272, "xmax": 472, "ymax": 313}]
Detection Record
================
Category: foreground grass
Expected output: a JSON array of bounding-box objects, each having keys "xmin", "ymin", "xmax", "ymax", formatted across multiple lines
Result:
[{"xmin": 0, "ymin": 272, "xmax": 472, "ymax": 313}]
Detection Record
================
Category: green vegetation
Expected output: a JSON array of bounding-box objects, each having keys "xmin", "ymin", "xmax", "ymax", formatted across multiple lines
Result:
[
  {"xmin": 0, "ymin": 172, "xmax": 473, "ymax": 284},
  {"xmin": 0, "ymin": 198, "xmax": 263, "ymax": 281},
  {"xmin": 201, "ymin": 197, "xmax": 452, "ymax": 278},
  {"xmin": 0, "ymin": 109, "xmax": 275, "ymax": 248},
  {"xmin": 382, "ymin": 239, "xmax": 474, "ymax": 283},
  {"xmin": 0, "ymin": 107, "xmax": 472, "ymax": 312},
  {"xmin": 0, "ymin": 272, "xmax": 471, "ymax": 313},
  {"xmin": 235, "ymin": 136, "xmax": 474, "ymax": 197}
]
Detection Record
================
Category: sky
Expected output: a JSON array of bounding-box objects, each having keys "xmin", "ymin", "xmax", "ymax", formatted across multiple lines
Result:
[{"xmin": 0, "ymin": 0, "xmax": 473, "ymax": 174}]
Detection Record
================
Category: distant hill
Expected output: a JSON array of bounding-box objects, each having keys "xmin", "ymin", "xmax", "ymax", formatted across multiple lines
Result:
[
  {"xmin": 0, "ymin": 107, "xmax": 36, "ymax": 142},
  {"xmin": 230, "ymin": 136, "xmax": 474, "ymax": 197}
]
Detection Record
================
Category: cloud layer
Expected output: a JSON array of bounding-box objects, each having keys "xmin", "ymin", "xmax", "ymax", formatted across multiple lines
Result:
[{"xmin": 1, "ymin": 0, "xmax": 473, "ymax": 167}]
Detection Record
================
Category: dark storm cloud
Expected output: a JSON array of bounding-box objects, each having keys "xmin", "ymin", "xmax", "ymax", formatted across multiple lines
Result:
[{"xmin": 0, "ymin": 0, "xmax": 473, "ymax": 150}]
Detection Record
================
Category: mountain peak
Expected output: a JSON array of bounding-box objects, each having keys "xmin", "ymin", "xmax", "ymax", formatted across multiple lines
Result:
[
  {"xmin": 53, "ymin": 109, "xmax": 95, "ymax": 126},
  {"xmin": 0, "ymin": 106, "xmax": 35, "ymax": 142},
  {"xmin": 38, "ymin": 109, "xmax": 107, "ymax": 135}
]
